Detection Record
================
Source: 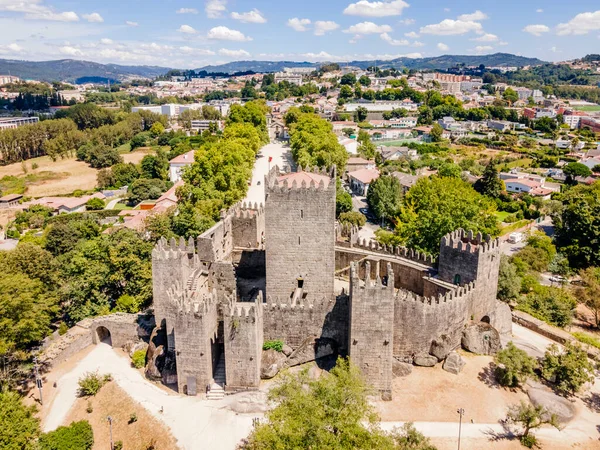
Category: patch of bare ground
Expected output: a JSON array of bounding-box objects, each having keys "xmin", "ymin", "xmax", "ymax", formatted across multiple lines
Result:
[
  {"xmin": 64, "ymin": 381, "xmax": 178, "ymax": 450},
  {"xmin": 428, "ymin": 436, "xmax": 595, "ymax": 450},
  {"xmin": 377, "ymin": 353, "xmax": 529, "ymax": 423}
]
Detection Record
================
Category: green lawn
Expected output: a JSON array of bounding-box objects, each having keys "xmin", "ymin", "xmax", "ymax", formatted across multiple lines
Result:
[
  {"xmin": 505, "ymin": 158, "xmax": 533, "ymax": 169},
  {"xmin": 495, "ymin": 211, "xmax": 512, "ymax": 222},
  {"xmin": 572, "ymin": 105, "xmax": 600, "ymax": 112},
  {"xmin": 111, "ymin": 202, "xmax": 132, "ymax": 211},
  {"xmin": 116, "ymin": 143, "xmax": 132, "ymax": 154},
  {"xmin": 499, "ymin": 219, "xmax": 532, "ymax": 236}
]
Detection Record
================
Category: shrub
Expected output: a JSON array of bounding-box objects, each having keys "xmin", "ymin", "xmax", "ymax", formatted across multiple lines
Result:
[
  {"xmin": 338, "ymin": 211, "xmax": 367, "ymax": 227},
  {"xmin": 39, "ymin": 420, "xmax": 94, "ymax": 450},
  {"xmin": 572, "ymin": 332, "xmax": 600, "ymax": 350},
  {"xmin": 494, "ymin": 342, "xmax": 537, "ymax": 387},
  {"xmin": 541, "ymin": 343, "xmax": 595, "ymax": 396},
  {"xmin": 58, "ymin": 322, "xmax": 69, "ymax": 336},
  {"xmin": 131, "ymin": 349, "xmax": 147, "ymax": 369},
  {"xmin": 78, "ymin": 371, "xmax": 110, "ymax": 397},
  {"xmin": 114, "ymin": 441, "xmax": 123, "ymax": 450},
  {"xmin": 262, "ymin": 340, "xmax": 284, "ymax": 352},
  {"xmin": 85, "ymin": 198, "xmax": 105, "ymax": 211},
  {"xmin": 86, "ymin": 401, "xmax": 93, "ymax": 414},
  {"xmin": 129, "ymin": 412, "xmax": 138, "ymax": 424},
  {"xmin": 32, "ymin": 162, "xmax": 39, "ymax": 170}
]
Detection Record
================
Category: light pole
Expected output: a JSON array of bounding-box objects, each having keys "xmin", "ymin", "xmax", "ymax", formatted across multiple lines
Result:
[
  {"xmin": 33, "ymin": 357, "xmax": 43, "ymax": 405},
  {"xmin": 107, "ymin": 416, "xmax": 114, "ymax": 450},
  {"xmin": 457, "ymin": 408, "xmax": 465, "ymax": 450}
]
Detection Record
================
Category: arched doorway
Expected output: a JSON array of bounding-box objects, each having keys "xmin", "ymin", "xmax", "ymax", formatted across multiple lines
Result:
[{"xmin": 95, "ymin": 326, "xmax": 112, "ymax": 346}]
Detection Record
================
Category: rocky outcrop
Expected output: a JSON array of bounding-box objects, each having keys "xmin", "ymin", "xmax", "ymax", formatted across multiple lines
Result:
[
  {"xmin": 261, "ymin": 349, "xmax": 287, "ymax": 379},
  {"xmin": 527, "ymin": 381, "xmax": 576, "ymax": 423},
  {"xmin": 462, "ymin": 322, "xmax": 501, "ymax": 355},
  {"xmin": 286, "ymin": 337, "xmax": 337, "ymax": 367},
  {"xmin": 490, "ymin": 301, "xmax": 513, "ymax": 340},
  {"xmin": 442, "ymin": 352, "xmax": 465, "ymax": 374},
  {"xmin": 282, "ymin": 344, "xmax": 293, "ymax": 357},
  {"xmin": 393, "ymin": 359, "xmax": 413, "ymax": 377},
  {"xmin": 430, "ymin": 334, "xmax": 455, "ymax": 361},
  {"xmin": 414, "ymin": 354, "xmax": 437, "ymax": 367},
  {"xmin": 145, "ymin": 327, "xmax": 176, "ymax": 383}
]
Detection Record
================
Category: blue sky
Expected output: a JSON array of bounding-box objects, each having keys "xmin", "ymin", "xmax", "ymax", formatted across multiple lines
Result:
[{"xmin": 0, "ymin": 0, "xmax": 599, "ymax": 68}]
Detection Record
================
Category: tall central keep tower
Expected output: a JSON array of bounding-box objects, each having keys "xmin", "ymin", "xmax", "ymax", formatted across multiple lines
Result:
[{"xmin": 264, "ymin": 166, "xmax": 336, "ymax": 300}]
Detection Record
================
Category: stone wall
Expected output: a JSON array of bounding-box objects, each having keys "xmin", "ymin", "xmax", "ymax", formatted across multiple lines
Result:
[
  {"xmin": 265, "ymin": 169, "xmax": 336, "ymax": 300},
  {"xmin": 197, "ymin": 217, "xmax": 234, "ymax": 263},
  {"xmin": 231, "ymin": 203, "xmax": 265, "ymax": 249},
  {"xmin": 224, "ymin": 297, "xmax": 263, "ymax": 389},
  {"xmin": 349, "ymin": 262, "xmax": 395, "ymax": 400}
]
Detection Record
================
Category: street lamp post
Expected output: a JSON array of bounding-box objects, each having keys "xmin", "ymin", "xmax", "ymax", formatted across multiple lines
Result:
[
  {"xmin": 457, "ymin": 408, "xmax": 465, "ymax": 450},
  {"xmin": 107, "ymin": 416, "xmax": 113, "ymax": 450}
]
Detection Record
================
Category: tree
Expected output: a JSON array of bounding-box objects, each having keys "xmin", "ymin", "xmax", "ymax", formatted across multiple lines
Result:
[
  {"xmin": 128, "ymin": 178, "xmax": 167, "ymax": 204},
  {"xmin": 494, "ymin": 342, "xmax": 537, "ymax": 387},
  {"xmin": 336, "ymin": 182, "xmax": 353, "ymax": 217},
  {"xmin": 367, "ymin": 176, "xmax": 403, "ymax": 222},
  {"xmin": 437, "ymin": 163, "xmax": 461, "ymax": 178},
  {"xmin": 358, "ymin": 75, "xmax": 371, "ymax": 87},
  {"xmin": 575, "ymin": 267, "xmax": 600, "ymax": 327},
  {"xmin": 506, "ymin": 401, "xmax": 560, "ymax": 448},
  {"xmin": 429, "ymin": 123, "xmax": 444, "ymax": 142},
  {"xmin": 517, "ymin": 286, "xmax": 576, "ymax": 328},
  {"xmin": 357, "ymin": 130, "xmax": 376, "ymax": 159},
  {"xmin": 85, "ymin": 198, "xmax": 104, "ymax": 211},
  {"xmin": 502, "ymin": 88, "xmax": 519, "ymax": 105},
  {"xmin": 39, "ymin": 420, "xmax": 94, "ymax": 450},
  {"xmin": 339, "ymin": 211, "xmax": 367, "ymax": 227},
  {"xmin": 149, "ymin": 122, "xmax": 165, "ymax": 137},
  {"xmin": 391, "ymin": 176, "xmax": 499, "ymax": 255},
  {"xmin": 563, "ymin": 162, "xmax": 592, "ymax": 184},
  {"xmin": 541, "ymin": 343, "xmax": 595, "ymax": 396},
  {"xmin": 0, "ymin": 390, "xmax": 40, "ymax": 450},
  {"xmin": 340, "ymin": 73, "xmax": 357, "ymax": 85},
  {"xmin": 354, "ymin": 106, "xmax": 369, "ymax": 123},
  {"xmin": 497, "ymin": 255, "xmax": 522, "ymax": 301},
  {"xmin": 340, "ymin": 85, "xmax": 354, "ymax": 100},
  {"xmin": 474, "ymin": 162, "xmax": 505, "ymax": 198},
  {"xmin": 243, "ymin": 358, "xmax": 411, "ymax": 450}
]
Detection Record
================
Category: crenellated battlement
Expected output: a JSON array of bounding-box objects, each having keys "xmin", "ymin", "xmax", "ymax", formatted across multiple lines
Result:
[
  {"xmin": 352, "ymin": 238, "xmax": 437, "ymax": 266},
  {"xmin": 226, "ymin": 292, "xmax": 264, "ymax": 322},
  {"xmin": 350, "ymin": 261, "xmax": 395, "ymax": 289},
  {"xmin": 167, "ymin": 280, "xmax": 219, "ymax": 317},
  {"xmin": 396, "ymin": 281, "xmax": 476, "ymax": 305},
  {"xmin": 265, "ymin": 294, "xmax": 316, "ymax": 310},
  {"xmin": 152, "ymin": 236, "xmax": 195, "ymax": 261},
  {"xmin": 222, "ymin": 200, "xmax": 265, "ymax": 220},
  {"xmin": 441, "ymin": 229, "xmax": 500, "ymax": 255},
  {"xmin": 265, "ymin": 165, "xmax": 337, "ymax": 193}
]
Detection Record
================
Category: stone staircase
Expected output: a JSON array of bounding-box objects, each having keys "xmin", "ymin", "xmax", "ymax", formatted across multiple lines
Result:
[{"xmin": 207, "ymin": 355, "xmax": 226, "ymax": 400}]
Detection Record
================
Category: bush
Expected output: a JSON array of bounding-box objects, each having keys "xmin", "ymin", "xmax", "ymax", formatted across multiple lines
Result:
[
  {"xmin": 262, "ymin": 340, "xmax": 284, "ymax": 352},
  {"xmin": 541, "ymin": 343, "xmax": 595, "ymax": 396},
  {"xmin": 78, "ymin": 371, "xmax": 110, "ymax": 397},
  {"xmin": 39, "ymin": 420, "xmax": 94, "ymax": 450},
  {"xmin": 58, "ymin": 322, "xmax": 68, "ymax": 336},
  {"xmin": 86, "ymin": 401, "xmax": 93, "ymax": 414},
  {"xmin": 85, "ymin": 198, "xmax": 105, "ymax": 211},
  {"xmin": 572, "ymin": 332, "xmax": 600, "ymax": 350},
  {"xmin": 494, "ymin": 342, "xmax": 537, "ymax": 387},
  {"xmin": 114, "ymin": 441, "xmax": 123, "ymax": 450},
  {"xmin": 32, "ymin": 162, "xmax": 39, "ymax": 170},
  {"xmin": 129, "ymin": 413, "xmax": 138, "ymax": 424},
  {"xmin": 516, "ymin": 286, "xmax": 576, "ymax": 328},
  {"xmin": 131, "ymin": 349, "xmax": 147, "ymax": 369},
  {"xmin": 339, "ymin": 211, "xmax": 367, "ymax": 227}
]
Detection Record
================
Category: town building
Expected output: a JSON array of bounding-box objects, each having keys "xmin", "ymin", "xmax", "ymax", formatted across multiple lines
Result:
[
  {"xmin": 169, "ymin": 150, "xmax": 195, "ymax": 183},
  {"xmin": 0, "ymin": 116, "xmax": 39, "ymax": 130},
  {"xmin": 347, "ymin": 167, "xmax": 380, "ymax": 195},
  {"xmin": 274, "ymin": 72, "xmax": 303, "ymax": 86},
  {"xmin": 0, "ymin": 194, "xmax": 23, "ymax": 209}
]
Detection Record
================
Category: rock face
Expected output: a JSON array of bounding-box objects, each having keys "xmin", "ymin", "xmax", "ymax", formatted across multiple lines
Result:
[
  {"xmin": 430, "ymin": 334, "xmax": 455, "ymax": 361},
  {"xmin": 442, "ymin": 352, "xmax": 465, "ymax": 374},
  {"xmin": 392, "ymin": 359, "xmax": 413, "ymax": 377},
  {"xmin": 127, "ymin": 341, "xmax": 148, "ymax": 358},
  {"xmin": 286, "ymin": 337, "xmax": 337, "ymax": 367},
  {"xmin": 282, "ymin": 344, "xmax": 293, "ymax": 357},
  {"xmin": 527, "ymin": 384, "xmax": 576, "ymax": 423},
  {"xmin": 414, "ymin": 354, "xmax": 437, "ymax": 367},
  {"xmin": 260, "ymin": 349, "xmax": 287, "ymax": 379},
  {"xmin": 145, "ymin": 327, "xmax": 176, "ymax": 383},
  {"xmin": 224, "ymin": 391, "xmax": 269, "ymax": 414},
  {"xmin": 490, "ymin": 301, "xmax": 513, "ymax": 340},
  {"xmin": 462, "ymin": 322, "xmax": 501, "ymax": 355}
]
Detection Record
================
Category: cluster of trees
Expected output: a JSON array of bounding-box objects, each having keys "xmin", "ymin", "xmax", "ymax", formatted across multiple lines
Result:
[
  {"xmin": 260, "ymin": 76, "xmax": 320, "ymax": 101},
  {"xmin": 286, "ymin": 109, "xmax": 348, "ymax": 172},
  {"xmin": 178, "ymin": 105, "xmax": 221, "ymax": 130}
]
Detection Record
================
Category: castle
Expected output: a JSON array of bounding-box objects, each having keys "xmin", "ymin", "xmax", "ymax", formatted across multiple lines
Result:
[{"xmin": 151, "ymin": 166, "xmax": 509, "ymax": 400}]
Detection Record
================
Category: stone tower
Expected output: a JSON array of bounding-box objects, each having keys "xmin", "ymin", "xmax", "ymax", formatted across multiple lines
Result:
[
  {"xmin": 437, "ymin": 229, "xmax": 501, "ymax": 321},
  {"xmin": 349, "ymin": 261, "xmax": 395, "ymax": 401},
  {"xmin": 264, "ymin": 166, "xmax": 336, "ymax": 300}
]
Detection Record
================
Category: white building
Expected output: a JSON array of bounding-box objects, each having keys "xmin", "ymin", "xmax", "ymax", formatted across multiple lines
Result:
[
  {"xmin": 0, "ymin": 116, "xmax": 39, "ymax": 130},
  {"xmin": 274, "ymin": 72, "xmax": 303, "ymax": 85},
  {"xmin": 348, "ymin": 168, "xmax": 380, "ymax": 196},
  {"xmin": 190, "ymin": 120, "xmax": 224, "ymax": 133},
  {"xmin": 169, "ymin": 150, "xmax": 195, "ymax": 182}
]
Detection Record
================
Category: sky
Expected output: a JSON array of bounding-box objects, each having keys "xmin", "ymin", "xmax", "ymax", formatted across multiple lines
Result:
[{"xmin": 0, "ymin": 0, "xmax": 599, "ymax": 69}]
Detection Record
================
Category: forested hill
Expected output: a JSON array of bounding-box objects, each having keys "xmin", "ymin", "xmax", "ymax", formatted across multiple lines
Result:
[
  {"xmin": 197, "ymin": 53, "xmax": 546, "ymax": 73},
  {"xmin": 0, "ymin": 59, "xmax": 170, "ymax": 83}
]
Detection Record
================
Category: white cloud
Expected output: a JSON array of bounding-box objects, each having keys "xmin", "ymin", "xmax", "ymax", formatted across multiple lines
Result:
[
  {"xmin": 176, "ymin": 8, "xmax": 198, "ymax": 14},
  {"xmin": 522, "ymin": 24, "xmax": 550, "ymax": 36},
  {"xmin": 420, "ymin": 19, "xmax": 483, "ymax": 35},
  {"xmin": 218, "ymin": 48, "xmax": 250, "ymax": 57},
  {"xmin": 301, "ymin": 51, "xmax": 338, "ymax": 61},
  {"xmin": 556, "ymin": 11, "xmax": 600, "ymax": 36},
  {"xmin": 344, "ymin": 21, "xmax": 392, "ymax": 34},
  {"xmin": 205, "ymin": 0, "xmax": 227, "ymax": 18},
  {"xmin": 314, "ymin": 20, "xmax": 339, "ymax": 36},
  {"xmin": 550, "ymin": 46, "xmax": 561, "ymax": 53},
  {"xmin": 207, "ymin": 26, "xmax": 252, "ymax": 41},
  {"xmin": 398, "ymin": 18, "xmax": 415, "ymax": 25},
  {"xmin": 473, "ymin": 33, "xmax": 498, "ymax": 42},
  {"xmin": 287, "ymin": 18, "xmax": 311, "ymax": 32},
  {"xmin": 179, "ymin": 46, "xmax": 215, "ymax": 55},
  {"xmin": 457, "ymin": 10, "xmax": 488, "ymax": 21},
  {"xmin": 0, "ymin": 0, "xmax": 79, "ymax": 22},
  {"xmin": 536, "ymin": 9, "xmax": 543, "ymax": 13},
  {"xmin": 404, "ymin": 31, "xmax": 419, "ymax": 38},
  {"xmin": 437, "ymin": 42, "xmax": 449, "ymax": 51},
  {"xmin": 231, "ymin": 9, "xmax": 266, "ymax": 23},
  {"xmin": 473, "ymin": 45, "xmax": 493, "ymax": 54},
  {"xmin": 412, "ymin": 40, "xmax": 424, "ymax": 47},
  {"xmin": 380, "ymin": 32, "xmax": 409, "ymax": 46},
  {"xmin": 0, "ymin": 42, "xmax": 23, "ymax": 54},
  {"xmin": 59, "ymin": 45, "xmax": 82, "ymax": 56},
  {"xmin": 343, "ymin": 0, "xmax": 409, "ymax": 17},
  {"xmin": 178, "ymin": 24, "xmax": 197, "ymax": 34},
  {"xmin": 125, "ymin": 21, "xmax": 138, "ymax": 27},
  {"xmin": 100, "ymin": 38, "xmax": 113, "ymax": 45},
  {"xmin": 82, "ymin": 12, "xmax": 103, "ymax": 23},
  {"xmin": 398, "ymin": 52, "xmax": 422, "ymax": 58}
]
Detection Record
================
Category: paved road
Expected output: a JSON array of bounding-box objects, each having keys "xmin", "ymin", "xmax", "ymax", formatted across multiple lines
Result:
[
  {"xmin": 44, "ymin": 344, "xmax": 257, "ymax": 450},
  {"xmin": 351, "ymin": 193, "xmax": 379, "ymax": 242},
  {"xmin": 105, "ymin": 197, "xmax": 124, "ymax": 210},
  {"xmin": 244, "ymin": 141, "xmax": 292, "ymax": 206}
]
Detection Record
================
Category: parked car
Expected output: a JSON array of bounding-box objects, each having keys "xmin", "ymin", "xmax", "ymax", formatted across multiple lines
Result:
[{"xmin": 359, "ymin": 207, "xmax": 376, "ymax": 221}]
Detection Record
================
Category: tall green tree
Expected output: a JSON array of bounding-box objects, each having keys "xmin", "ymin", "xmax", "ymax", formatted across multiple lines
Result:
[
  {"xmin": 366, "ymin": 175, "xmax": 403, "ymax": 221},
  {"xmin": 429, "ymin": 123, "xmax": 444, "ymax": 142},
  {"xmin": 0, "ymin": 390, "xmax": 40, "ymax": 450},
  {"xmin": 541, "ymin": 343, "xmax": 595, "ymax": 396},
  {"xmin": 474, "ymin": 162, "xmax": 505, "ymax": 198}
]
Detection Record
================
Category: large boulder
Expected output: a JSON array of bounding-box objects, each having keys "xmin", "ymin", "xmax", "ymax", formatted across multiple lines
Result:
[
  {"xmin": 414, "ymin": 354, "xmax": 437, "ymax": 367},
  {"xmin": 527, "ymin": 382, "xmax": 576, "ymax": 423},
  {"xmin": 286, "ymin": 337, "xmax": 337, "ymax": 367},
  {"xmin": 261, "ymin": 349, "xmax": 287, "ymax": 379},
  {"xmin": 490, "ymin": 301, "xmax": 513, "ymax": 340},
  {"xmin": 224, "ymin": 391, "xmax": 269, "ymax": 414},
  {"xmin": 282, "ymin": 344, "xmax": 293, "ymax": 357},
  {"xmin": 430, "ymin": 334, "xmax": 455, "ymax": 361},
  {"xmin": 442, "ymin": 352, "xmax": 465, "ymax": 374},
  {"xmin": 462, "ymin": 322, "xmax": 501, "ymax": 355},
  {"xmin": 392, "ymin": 359, "xmax": 413, "ymax": 377}
]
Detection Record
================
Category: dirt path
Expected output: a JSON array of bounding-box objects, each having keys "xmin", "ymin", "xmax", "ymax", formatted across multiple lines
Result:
[{"xmin": 43, "ymin": 343, "xmax": 257, "ymax": 450}]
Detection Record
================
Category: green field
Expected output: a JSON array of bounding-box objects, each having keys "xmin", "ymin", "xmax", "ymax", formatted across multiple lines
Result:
[
  {"xmin": 499, "ymin": 219, "xmax": 532, "ymax": 236},
  {"xmin": 505, "ymin": 158, "xmax": 533, "ymax": 169},
  {"xmin": 572, "ymin": 105, "xmax": 600, "ymax": 112},
  {"xmin": 494, "ymin": 211, "xmax": 512, "ymax": 222}
]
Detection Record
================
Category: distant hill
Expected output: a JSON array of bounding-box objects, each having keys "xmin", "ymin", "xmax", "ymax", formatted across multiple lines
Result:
[
  {"xmin": 0, "ymin": 59, "xmax": 170, "ymax": 83},
  {"xmin": 197, "ymin": 53, "xmax": 547, "ymax": 73}
]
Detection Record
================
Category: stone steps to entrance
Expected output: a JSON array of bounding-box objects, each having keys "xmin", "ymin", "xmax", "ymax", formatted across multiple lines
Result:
[{"xmin": 207, "ymin": 354, "xmax": 226, "ymax": 400}]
